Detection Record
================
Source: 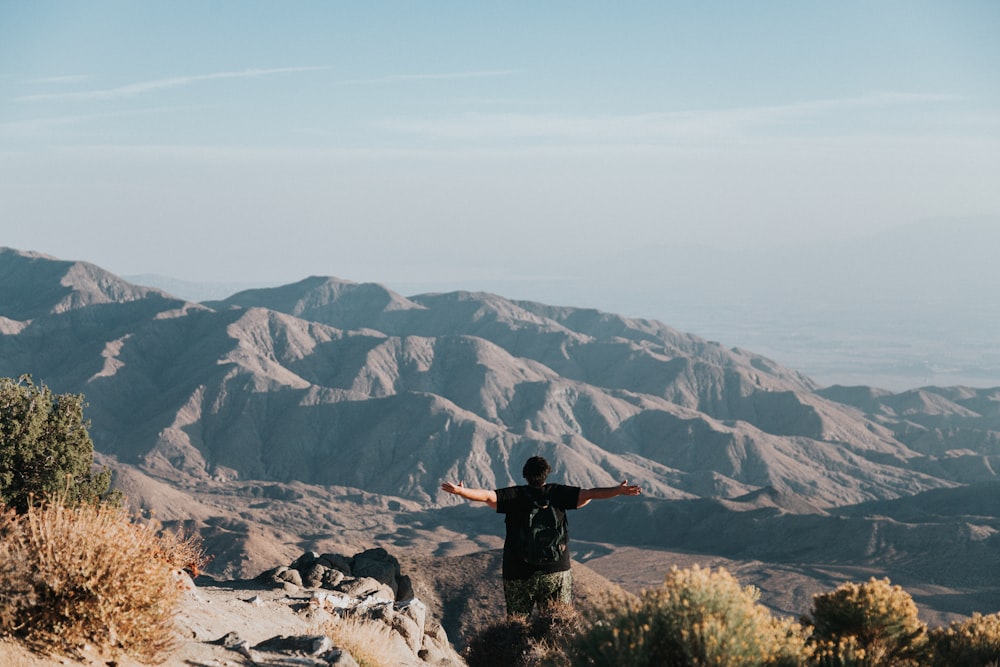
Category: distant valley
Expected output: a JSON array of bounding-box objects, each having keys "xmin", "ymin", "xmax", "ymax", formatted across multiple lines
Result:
[{"xmin": 3, "ymin": 244, "xmax": 1000, "ymax": 626}]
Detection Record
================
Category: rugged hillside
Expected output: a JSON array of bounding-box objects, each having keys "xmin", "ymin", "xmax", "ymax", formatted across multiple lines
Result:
[
  {"xmin": 3, "ymin": 246, "xmax": 1000, "ymax": 622},
  {"xmin": 1, "ymin": 247, "xmax": 959, "ymax": 507},
  {"xmin": 0, "ymin": 247, "xmax": 177, "ymax": 321}
]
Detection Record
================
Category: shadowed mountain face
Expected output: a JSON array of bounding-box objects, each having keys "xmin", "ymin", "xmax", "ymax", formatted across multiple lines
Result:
[
  {"xmin": 3, "ymin": 246, "xmax": 1000, "ymax": 621},
  {"xmin": 1, "ymin": 247, "xmax": 956, "ymax": 506}
]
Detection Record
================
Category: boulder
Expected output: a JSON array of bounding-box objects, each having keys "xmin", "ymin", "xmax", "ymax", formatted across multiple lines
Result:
[
  {"xmin": 302, "ymin": 562, "xmax": 327, "ymax": 589},
  {"xmin": 352, "ymin": 547, "xmax": 401, "ymax": 596},
  {"xmin": 323, "ymin": 567, "xmax": 346, "ymax": 589},
  {"xmin": 276, "ymin": 567, "xmax": 303, "ymax": 588},
  {"xmin": 396, "ymin": 574, "xmax": 416, "ymax": 602},
  {"xmin": 392, "ymin": 608, "xmax": 424, "ymax": 654},
  {"xmin": 337, "ymin": 575, "xmax": 395, "ymax": 602},
  {"xmin": 318, "ymin": 552, "xmax": 354, "ymax": 575},
  {"xmin": 291, "ymin": 551, "xmax": 321, "ymax": 570},
  {"xmin": 420, "ymin": 619, "xmax": 458, "ymax": 666},
  {"xmin": 250, "ymin": 547, "xmax": 466, "ymax": 665}
]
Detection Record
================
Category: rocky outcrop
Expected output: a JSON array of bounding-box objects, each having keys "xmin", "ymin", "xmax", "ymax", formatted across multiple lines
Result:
[
  {"xmin": 258, "ymin": 547, "xmax": 411, "ymax": 601},
  {"xmin": 246, "ymin": 548, "xmax": 463, "ymax": 666}
]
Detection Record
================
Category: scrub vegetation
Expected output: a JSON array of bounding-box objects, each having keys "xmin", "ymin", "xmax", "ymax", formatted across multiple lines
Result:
[
  {"xmin": 0, "ymin": 375, "xmax": 205, "ymax": 662},
  {"xmin": 0, "ymin": 500, "xmax": 206, "ymax": 662},
  {"xmin": 466, "ymin": 568, "xmax": 1000, "ymax": 667}
]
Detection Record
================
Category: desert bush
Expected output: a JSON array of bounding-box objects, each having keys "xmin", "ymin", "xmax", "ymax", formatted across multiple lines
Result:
[
  {"xmin": 0, "ymin": 500, "xmax": 205, "ymax": 663},
  {"xmin": 463, "ymin": 611, "xmax": 535, "ymax": 667},
  {"xmin": 561, "ymin": 565, "xmax": 809, "ymax": 667},
  {"xmin": 530, "ymin": 603, "xmax": 588, "ymax": 666},
  {"xmin": 463, "ymin": 603, "xmax": 585, "ymax": 667},
  {"xmin": 922, "ymin": 612, "xmax": 1000, "ymax": 667},
  {"xmin": 324, "ymin": 614, "xmax": 399, "ymax": 667},
  {"xmin": 0, "ymin": 375, "xmax": 117, "ymax": 512},
  {"xmin": 803, "ymin": 577, "xmax": 925, "ymax": 667},
  {"xmin": 808, "ymin": 635, "xmax": 870, "ymax": 667}
]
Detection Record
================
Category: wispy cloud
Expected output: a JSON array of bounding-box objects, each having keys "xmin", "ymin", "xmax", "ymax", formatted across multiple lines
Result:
[
  {"xmin": 0, "ymin": 107, "xmax": 203, "ymax": 138},
  {"xmin": 26, "ymin": 74, "xmax": 92, "ymax": 85},
  {"xmin": 738, "ymin": 91, "xmax": 961, "ymax": 121},
  {"xmin": 16, "ymin": 66, "xmax": 333, "ymax": 103},
  {"xmin": 374, "ymin": 92, "xmax": 963, "ymax": 142},
  {"xmin": 334, "ymin": 69, "xmax": 518, "ymax": 86}
]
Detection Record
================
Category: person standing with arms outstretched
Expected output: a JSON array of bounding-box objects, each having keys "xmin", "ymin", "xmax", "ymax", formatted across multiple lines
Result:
[{"xmin": 441, "ymin": 455, "xmax": 642, "ymax": 616}]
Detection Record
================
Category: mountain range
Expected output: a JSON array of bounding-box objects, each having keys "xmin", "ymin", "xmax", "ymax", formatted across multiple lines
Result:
[{"xmin": 2, "ymin": 245, "xmax": 998, "ymax": 625}]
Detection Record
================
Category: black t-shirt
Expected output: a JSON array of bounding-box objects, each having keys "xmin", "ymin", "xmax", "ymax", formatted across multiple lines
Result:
[{"xmin": 495, "ymin": 483, "xmax": 581, "ymax": 580}]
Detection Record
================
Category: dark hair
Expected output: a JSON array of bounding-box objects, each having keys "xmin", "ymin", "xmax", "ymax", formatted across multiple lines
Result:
[{"xmin": 522, "ymin": 456, "xmax": 551, "ymax": 487}]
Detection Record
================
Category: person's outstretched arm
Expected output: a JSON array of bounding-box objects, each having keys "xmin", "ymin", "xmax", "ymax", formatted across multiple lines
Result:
[
  {"xmin": 441, "ymin": 481, "xmax": 498, "ymax": 509},
  {"xmin": 577, "ymin": 480, "xmax": 641, "ymax": 508}
]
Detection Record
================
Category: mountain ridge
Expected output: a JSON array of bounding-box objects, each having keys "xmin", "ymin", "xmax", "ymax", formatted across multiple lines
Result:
[
  {"xmin": 3, "ymin": 246, "xmax": 999, "ymax": 622},
  {"xmin": 2, "ymin": 245, "xmax": 991, "ymax": 505}
]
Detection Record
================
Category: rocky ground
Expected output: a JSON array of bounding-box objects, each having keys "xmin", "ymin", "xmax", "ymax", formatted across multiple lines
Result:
[
  {"xmin": 0, "ymin": 551, "xmax": 467, "ymax": 667},
  {"xmin": 0, "ymin": 576, "xmax": 356, "ymax": 667},
  {"xmin": 0, "ymin": 548, "xmax": 630, "ymax": 667}
]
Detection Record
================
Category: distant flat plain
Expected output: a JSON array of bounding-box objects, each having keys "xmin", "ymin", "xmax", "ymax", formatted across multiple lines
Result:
[{"xmin": 646, "ymin": 293, "xmax": 1000, "ymax": 392}]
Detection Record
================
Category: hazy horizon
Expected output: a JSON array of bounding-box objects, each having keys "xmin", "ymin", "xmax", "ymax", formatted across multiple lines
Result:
[
  {"xmin": 4, "ymin": 2, "xmax": 998, "ymax": 390},
  {"xmin": 4, "ymin": 3, "xmax": 998, "ymax": 279},
  {"xmin": 116, "ymin": 214, "xmax": 1000, "ymax": 393}
]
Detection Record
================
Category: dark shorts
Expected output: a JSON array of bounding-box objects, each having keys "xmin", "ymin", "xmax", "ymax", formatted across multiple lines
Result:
[{"xmin": 502, "ymin": 570, "xmax": 572, "ymax": 616}]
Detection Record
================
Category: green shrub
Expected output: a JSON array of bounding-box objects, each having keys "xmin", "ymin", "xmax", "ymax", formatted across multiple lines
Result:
[
  {"xmin": 0, "ymin": 375, "xmax": 117, "ymax": 512},
  {"xmin": 0, "ymin": 500, "xmax": 205, "ymax": 662},
  {"xmin": 562, "ymin": 565, "xmax": 809, "ymax": 667},
  {"xmin": 803, "ymin": 577, "xmax": 925, "ymax": 667},
  {"xmin": 923, "ymin": 612, "xmax": 1000, "ymax": 667}
]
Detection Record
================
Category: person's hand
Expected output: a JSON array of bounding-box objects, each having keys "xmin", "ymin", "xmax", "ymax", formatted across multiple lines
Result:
[
  {"xmin": 617, "ymin": 480, "xmax": 642, "ymax": 496},
  {"xmin": 441, "ymin": 481, "xmax": 465, "ymax": 495}
]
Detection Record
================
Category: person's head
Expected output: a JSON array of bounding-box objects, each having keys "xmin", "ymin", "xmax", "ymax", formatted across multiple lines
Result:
[{"xmin": 522, "ymin": 456, "xmax": 551, "ymax": 488}]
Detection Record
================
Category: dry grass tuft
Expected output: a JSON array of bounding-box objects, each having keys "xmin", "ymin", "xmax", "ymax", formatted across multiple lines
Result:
[
  {"xmin": 0, "ymin": 501, "xmax": 206, "ymax": 663},
  {"xmin": 323, "ymin": 614, "xmax": 400, "ymax": 667}
]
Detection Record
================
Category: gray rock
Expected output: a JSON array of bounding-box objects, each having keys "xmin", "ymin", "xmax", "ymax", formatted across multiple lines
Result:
[
  {"xmin": 318, "ymin": 552, "xmax": 354, "ymax": 575},
  {"xmin": 301, "ymin": 562, "xmax": 327, "ymax": 588},
  {"xmin": 398, "ymin": 598, "xmax": 427, "ymax": 639},
  {"xmin": 291, "ymin": 551, "xmax": 321, "ymax": 570},
  {"xmin": 256, "ymin": 565, "xmax": 289, "ymax": 587},
  {"xmin": 250, "ymin": 549, "xmax": 464, "ymax": 665},
  {"xmin": 392, "ymin": 610, "xmax": 423, "ymax": 655},
  {"xmin": 420, "ymin": 619, "xmax": 460, "ymax": 666},
  {"xmin": 396, "ymin": 573, "xmax": 415, "ymax": 602},
  {"xmin": 336, "ymin": 575, "xmax": 394, "ymax": 601},
  {"xmin": 276, "ymin": 567, "xmax": 303, "ymax": 588},
  {"xmin": 352, "ymin": 547, "xmax": 401, "ymax": 596},
  {"xmin": 322, "ymin": 567, "xmax": 346, "ymax": 589}
]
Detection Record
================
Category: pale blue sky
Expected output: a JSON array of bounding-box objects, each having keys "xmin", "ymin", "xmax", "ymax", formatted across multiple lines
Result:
[{"xmin": 2, "ymin": 1, "xmax": 999, "ymax": 288}]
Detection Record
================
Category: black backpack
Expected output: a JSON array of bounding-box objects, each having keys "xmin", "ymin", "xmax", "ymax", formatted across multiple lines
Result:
[{"xmin": 519, "ymin": 486, "xmax": 568, "ymax": 566}]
